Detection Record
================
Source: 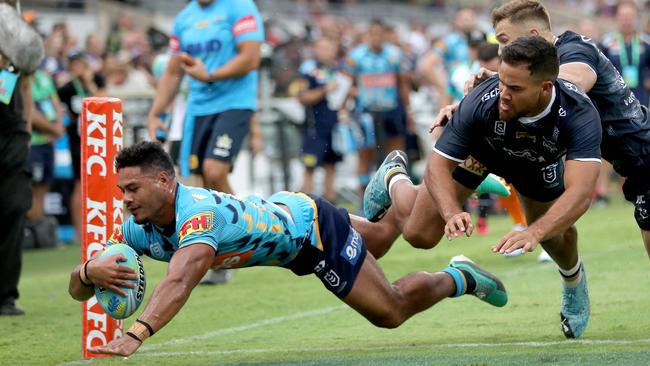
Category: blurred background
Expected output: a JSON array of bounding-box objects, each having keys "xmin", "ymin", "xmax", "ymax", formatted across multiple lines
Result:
[{"xmin": 16, "ymin": 0, "xmax": 650, "ymax": 248}]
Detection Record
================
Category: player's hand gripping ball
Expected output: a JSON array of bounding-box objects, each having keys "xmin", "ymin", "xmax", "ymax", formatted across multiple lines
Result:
[{"xmin": 94, "ymin": 244, "xmax": 146, "ymax": 319}]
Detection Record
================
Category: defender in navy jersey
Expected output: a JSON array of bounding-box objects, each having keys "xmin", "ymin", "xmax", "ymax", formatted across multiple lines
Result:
[
  {"xmin": 485, "ymin": 0, "xmax": 650, "ymax": 254},
  {"xmin": 360, "ymin": 36, "xmax": 600, "ymax": 339},
  {"xmin": 68, "ymin": 142, "xmax": 508, "ymax": 357}
]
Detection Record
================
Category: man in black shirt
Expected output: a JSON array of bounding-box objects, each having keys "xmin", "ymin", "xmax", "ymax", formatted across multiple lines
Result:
[{"xmin": 0, "ymin": 0, "xmax": 45, "ymax": 316}]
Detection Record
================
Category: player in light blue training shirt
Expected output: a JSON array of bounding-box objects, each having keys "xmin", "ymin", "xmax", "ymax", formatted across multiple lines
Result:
[{"xmin": 146, "ymin": 0, "xmax": 264, "ymax": 284}]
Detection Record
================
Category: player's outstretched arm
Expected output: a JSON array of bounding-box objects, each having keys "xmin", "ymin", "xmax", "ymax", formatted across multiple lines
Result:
[
  {"xmin": 493, "ymin": 160, "xmax": 601, "ymax": 254},
  {"xmin": 68, "ymin": 254, "xmax": 138, "ymax": 301},
  {"xmin": 89, "ymin": 243, "xmax": 215, "ymax": 357},
  {"xmin": 425, "ymin": 152, "xmax": 473, "ymax": 240}
]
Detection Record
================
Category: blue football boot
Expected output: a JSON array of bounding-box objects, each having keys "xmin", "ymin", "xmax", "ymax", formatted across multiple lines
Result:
[
  {"xmin": 363, "ymin": 150, "xmax": 408, "ymax": 222},
  {"xmin": 560, "ymin": 265, "xmax": 590, "ymax": 338}
]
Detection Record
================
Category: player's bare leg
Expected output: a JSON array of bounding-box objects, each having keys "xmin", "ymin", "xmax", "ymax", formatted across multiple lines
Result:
[{"xmin": 342, "ymin": 252, "xmax": 507, "ymax": 328}]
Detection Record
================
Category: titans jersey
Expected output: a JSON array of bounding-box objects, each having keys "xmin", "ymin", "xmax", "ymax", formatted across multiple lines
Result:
[
  {"xmin": 170, "ymin": 0, "xmax": 264, "ymax": 116},
  {"xmin": 107, "ymin": 184, "xmax": 305, "ymax": 269},
  {"xmin": 434, "ymin": 76, "xmax": 602, "ymax": 176},
  {"xmin": 555, "ymin": 31, "xmax": 650, "ymax": 176},
  {"xmin": 350, "ymin": 43, "xmax": 404, "ymax": 111}
]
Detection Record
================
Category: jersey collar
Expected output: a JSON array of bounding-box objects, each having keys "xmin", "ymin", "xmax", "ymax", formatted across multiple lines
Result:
[{"xmin": 518, "ymin": 85, "xmax": 556, "ymax": 125}]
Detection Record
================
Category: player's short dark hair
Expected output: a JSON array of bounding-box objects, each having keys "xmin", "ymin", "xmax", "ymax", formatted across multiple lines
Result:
[
  {"xmin": 491, "ymin": 0, "xmax": 551, "ymax": 30},
  {"xmin": 477, "ymin": 43, "xmax": 499, "ymax": 62},
  {"xmin": 115, "ymin": 141, "xmax": 175, "ymax": 177},
  {"xmin": 501, "ymin": 35, "xmax": 558, "ymax": 81},
  {"xmin": 369, "ymin": 18, "xmax": 385, "ymax": 29}
]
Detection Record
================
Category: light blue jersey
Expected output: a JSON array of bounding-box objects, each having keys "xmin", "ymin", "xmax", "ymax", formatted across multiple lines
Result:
[
  {"xmin": 350, "ymin": 43, "xmax": 404, "ymax": 112},
  {"xmin": 170, "ymin": 0, "xmax": 264, "ymax": 116},
  {"xmin": 107, "ymin": 184, "xmax": 313, "ymax": 269}
]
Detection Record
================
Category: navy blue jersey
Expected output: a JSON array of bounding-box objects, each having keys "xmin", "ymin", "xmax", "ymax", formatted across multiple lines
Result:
[
  {"xmin": 299, "ymin": 59, "xmax": 339, "ymax": 134},
  {"xmin": 434, "ymin": 76, "xmax": 602, "ymax": 177},
  {"xmin": 555, "ymin": 31, "xmax": 650, "ymax": 176}
]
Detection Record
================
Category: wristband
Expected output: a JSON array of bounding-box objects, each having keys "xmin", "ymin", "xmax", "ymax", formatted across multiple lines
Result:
[
  {"xmin": 79, "ymin": 259, "xmax": 93, "ymax": 286},
  {"xmin": 127, "ymin": 321, "xmax": 151, "ymax": 342},
  {"xmin": 126, "ymin": 332, "xmax": 142, "ymax": 343},
  {"xmin": 136, "ymin": 319, "xmax": 155, "ymax": 336}
]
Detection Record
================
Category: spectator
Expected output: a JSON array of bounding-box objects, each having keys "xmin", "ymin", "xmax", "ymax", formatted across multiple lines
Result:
[
  {"xmin": 296, "ymin": 37, "xmax": 348, "ymax": 203},
  {"xmin": 347, "ymin": 19, "xmax": 411, "ymax": 200},
  {"xmin": 26, "ymin": 67, "xmax": 65, "ymax": 248},
  {"xmin": 602, "ymin": 1, "xmax": 650, "ymax": 107},
  {"xmin": 57, "ymin": 50, "xmax": 106, "ymax": 245},
  {"xmin": 0, "ymin": 0, "xmax": 45, "ymax": 315}
]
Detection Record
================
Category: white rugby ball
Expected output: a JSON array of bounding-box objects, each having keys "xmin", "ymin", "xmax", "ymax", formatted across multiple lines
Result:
[{"xmin": 94, "ymin": 244, "xmax": 146, "ymax": 319}]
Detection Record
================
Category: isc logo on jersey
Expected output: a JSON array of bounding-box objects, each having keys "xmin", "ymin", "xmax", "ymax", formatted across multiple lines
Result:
[
  {"xmin": 179, "ymin": 212, "xmax": 213, "ymax": 242},
  {"xmin": 340, "ymin": 228, "xmax": 362, "ymax": 265},
  {"xmin": 481, "ymin": 86, "xmax": 499, "ymax": 102}
]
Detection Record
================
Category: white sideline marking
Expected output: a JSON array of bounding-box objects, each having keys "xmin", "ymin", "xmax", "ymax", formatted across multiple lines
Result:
[
  {"xmin": 136, "ymin": 338, "xmax": 650, "ymax": 358},
  {"xmin": 140, "ymin": 304, "xmax": 345, "ymax": 352}
]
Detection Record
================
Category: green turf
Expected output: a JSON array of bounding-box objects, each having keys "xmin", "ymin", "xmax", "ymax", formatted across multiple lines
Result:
[{"xmin": 2, "ymin": 197, "xmax": 650, "ymax": 365}]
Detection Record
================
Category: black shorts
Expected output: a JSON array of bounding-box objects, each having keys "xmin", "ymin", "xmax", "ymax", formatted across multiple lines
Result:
[
  {"xmin": 361, "ymin": 106, "xmax": 406, "ymax": 145},
  {"xmin": 301, "ymin": 133, "xmax": 342, "ymax": 168},
  {"xmin": 622, "ymin": 173, "xmax": 650, "ymax": 230},
  {"xmin": 29, "ymin": 144, "xmax": 55, "ymax": 185},
  {"xmin": 282, "ymin": 193, "xmax": 367, "ymax": 299},
  {"xmin": 453, "ymin": 155, "xmax": 565, "ymax": 202},
  {"xmin": 190, "ymin": 109, "xmax": 252, "ymax": 174}
]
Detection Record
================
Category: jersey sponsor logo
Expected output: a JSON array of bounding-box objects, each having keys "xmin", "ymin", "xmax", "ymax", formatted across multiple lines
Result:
[
  {"xmin": 494, "ymin": 120, "xmax": 506, "ymax": 135},
  {"xmin": 169, "ymin": 35, "xmax": 180, "ymax": 54},
  {"xmin": 184, "ymin": 39, "xmax": 222, "ymax": 55},
  {"xmin": 558, "ymin": 107, "xmax": 567, "ymax": 117},
  {"xmin": 233, "ymin": 15, "xmax": 258, "ymax": 36},
  {"xmin": 481, "ymin": 87, "xmax": 499, "ymax": 102},
  {"xmin": 516, "ymin": 131, "xmax": 536, "ymax": 143},
  {"xmin": 459, "ymin": 156, "xmax": 487, "ymax": 176},
  {"xmin": 541, "ymin": 162, "xmax": 559, "ymax": 183},
  {"xmin": 212, "ymin": 251, "xmax": 253, "ymax": 269},
  {"xmin": 359, "ymin": 73, "xmax": 397, "ymax": 88},
  {"xmin": 108, "ymin": 227, "xmax": 124, "ymax": 243},
  {"xmin": 179, "ymin": 212, "xmax": 213, "ymax": 242},
  {"xmin": 340, "ymin": 228, "xmax": 363, "ymax": 265}
]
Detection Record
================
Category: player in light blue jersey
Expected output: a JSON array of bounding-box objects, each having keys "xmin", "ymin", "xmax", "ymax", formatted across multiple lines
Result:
[
  {"xmin": 68, "ymin": 142, "xmax": 508, "ymax": 357},
  {"xmin": 146, "ymin": 0, "xmax": 264, "ymax": 284},
  {"xmin": 147, "ymin": 0, "xmax": 262, "ymax": 191},
  {"xmin": 347, "ymin": 19, "xmax": 411, "ymax": 197}
]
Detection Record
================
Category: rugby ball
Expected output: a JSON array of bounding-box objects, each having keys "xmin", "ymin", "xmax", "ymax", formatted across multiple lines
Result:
[{"xmin": 94, "ymin": 244, "xmax": 146, "ymax": 319}]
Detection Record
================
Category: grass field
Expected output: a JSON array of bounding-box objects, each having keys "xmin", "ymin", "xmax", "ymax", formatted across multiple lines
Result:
[{"xmin": 2, "ymin": 196, "xmax": 650, "ymax": 365}]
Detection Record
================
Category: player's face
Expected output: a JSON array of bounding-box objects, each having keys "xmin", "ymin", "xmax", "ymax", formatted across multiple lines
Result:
[
  {"xmin": 494, "ymin": 19, "xmax": 534, "ymax": 54},
  {"xmin": 368, "ymin": 24, "xmax": 384, "ymax": 50},
  {"xmin": 118, "ymin": 166, "xmax": 170, "ymax": 225},
  {"xmin": 314, "ymin": 38, "xmax": 337, "ymax": 65},
  {"xmin": 497, "ymin": 61, "xmax": 548, "ymax": 122}
]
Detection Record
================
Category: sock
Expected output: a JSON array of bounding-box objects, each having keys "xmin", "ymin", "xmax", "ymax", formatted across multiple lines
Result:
[
  {"xmin": 387, "ymin": 173, "xmax": 410, "ymax": 200},
  {"xmin": 558, "ymin": 259, "xmax": 583, "ymax": 288},
  {"xmin": 442, "ymin": 267, "xmax": 476, "ymax": 297}
]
